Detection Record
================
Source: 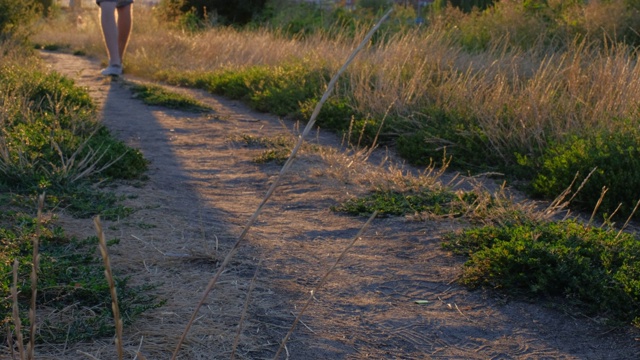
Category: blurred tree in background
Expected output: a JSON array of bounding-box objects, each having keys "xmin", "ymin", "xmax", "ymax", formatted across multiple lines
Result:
[
  {"xmin": 159, "ymin": 0, "xmax": 267, "ymax": 25},
  {"xmin": 0, "ymin": 0, "xmax": 39, "ymax": 40}
]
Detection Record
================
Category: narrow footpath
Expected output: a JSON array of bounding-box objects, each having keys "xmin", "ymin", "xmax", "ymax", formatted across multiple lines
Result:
[{"xmin": 39, "ymin": 51, "xmax": 639, "ymax": 360}]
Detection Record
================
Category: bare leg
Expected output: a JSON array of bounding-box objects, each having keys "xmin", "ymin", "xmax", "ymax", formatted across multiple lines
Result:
[
  {"xmin": 99, "ymin": 2, "xmax": 120, "ymax": 65},
  {"xmin": 116, "ymin": 4, "xmax": 133, "ymax": 64}
]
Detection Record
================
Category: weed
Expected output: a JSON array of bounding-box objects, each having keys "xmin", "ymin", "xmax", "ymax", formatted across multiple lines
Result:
[
  {"xmin": 254, "ymin": 149, "xmax": 291, "ymax": 165},
  {"xmin": 333, "ymin": 189, "xmax": 476, "ymax": 218},
  {"xmin": 232, "ymin": 133, "xmax": 295, "ymax": 165},
  {"xmin": 0, "ymin": 66, "xmax": 147, "ymax": 190},
  {"xmin": 129, "ymin": 82, "xmax": 212, "ymax": 112},
  {"xmin": 42, "ymin": 43, "xmax": 64, "ymax": 51}
]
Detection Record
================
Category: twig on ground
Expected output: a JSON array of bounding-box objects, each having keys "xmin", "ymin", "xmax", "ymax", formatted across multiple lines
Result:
[
  {"xmin": 291, "ymin": 311, "xmax": 316, "ymax": 334},
  {"xmin": 230, "ymin": 258, "xmax": 263, "ymax": 360},
  {"xmin": 273, "ymin": 210, "xmax": 378, "ymax": 359},
  {"xmin": 76, "ymin": 350, "xmax": 100, "ymax": 360}
]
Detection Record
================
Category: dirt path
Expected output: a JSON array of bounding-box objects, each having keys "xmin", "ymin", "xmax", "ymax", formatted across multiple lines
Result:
[{"xmin": 36, "ymin": 51, "xmax": 639, "ymax": 360}]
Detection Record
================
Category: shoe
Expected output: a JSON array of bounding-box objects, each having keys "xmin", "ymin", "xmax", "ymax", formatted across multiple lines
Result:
[{"xmin": 101, "ymin": 64, "xmax": 123, "ymax": 76}]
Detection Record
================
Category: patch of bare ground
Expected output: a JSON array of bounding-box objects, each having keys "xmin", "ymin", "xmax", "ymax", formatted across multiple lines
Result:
[{"xmin": 19, "ymin": 51, "xmax": 638, "ymax": 359}]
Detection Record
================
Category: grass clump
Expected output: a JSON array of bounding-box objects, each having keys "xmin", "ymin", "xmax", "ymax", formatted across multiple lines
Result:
[
  {"xmin": 232, "ymin": 134, "xmax": 294, "ymax": 165},
  {"xmin": 0, "ymin": 62, "xmax": 147, "ymax": 219},
  {"xmin": 129, "ymin": 82, "xmax": 212, "ymax": 112},
  {"xmin": 333, "ymin": 189, "xmax": 476, "ymax": 218},
  {"xmin": 0, "ymin": 210, "xmax": 164, "ymax": 344},
  {"xmin": 157, "ymin": 61, "xmax": 331, "ymax": 116},
  {"xmin": 443, "ymin": 219, "xmax": 640, "ymax": 326}
]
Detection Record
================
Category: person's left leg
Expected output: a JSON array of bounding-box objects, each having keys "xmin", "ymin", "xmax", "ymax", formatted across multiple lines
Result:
[{"xmin": 116, "ymin": 4, "xmax": 133, "ymax": 64}]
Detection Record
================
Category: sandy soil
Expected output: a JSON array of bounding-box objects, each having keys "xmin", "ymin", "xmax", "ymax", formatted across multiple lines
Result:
[{"xmin": 19, "ymin": 51, "xmax": 639, "ymax": 359}]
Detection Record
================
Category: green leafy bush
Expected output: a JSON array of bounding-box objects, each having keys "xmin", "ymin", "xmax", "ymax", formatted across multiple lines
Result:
[
  {"xmin": 232, "ymin": 133, "xmax": 293, "ymax": 165},
  {"xmin": 443, "ymin": 219, "xmax": 640, "ymax": 325},
  {"xmin": 526, "ymin": 128, "xmax": 640, "ymax": 220},
  {"xmin": 449, "ymin": 0, "xmax": 496, "ymax": 12},
  {"xmin": 0, "ymin": 0, "xmax": 38, "ymax": 40}
]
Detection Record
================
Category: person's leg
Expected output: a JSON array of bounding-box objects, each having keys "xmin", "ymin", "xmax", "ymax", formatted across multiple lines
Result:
[
  {"xmin": 116, "ymin": 4, "xmax": 133, "ymax": 64},
  {"xmin": 99, "ymin": 1, "xmax": 121, "ymax": 66}
]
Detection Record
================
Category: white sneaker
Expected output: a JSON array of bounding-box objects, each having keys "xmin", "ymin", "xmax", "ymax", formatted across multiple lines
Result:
[{"xmin": 101, "ymin": 64, "xmax": 123, "ymax": 76}]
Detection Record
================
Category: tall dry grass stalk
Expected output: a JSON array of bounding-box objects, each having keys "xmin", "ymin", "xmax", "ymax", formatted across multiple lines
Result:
[
  {"xmin": 27, "ymin": 194, "xmax": 45, "ymax": 360},
  {"xmin": 11, "ymin": 260, "xmax": 25, "ymax": 360},
  {"xmin": 170, "ymin": 9, "xmax": 394, "ymax": 359},
  {"xmin": 93, "ymin": 216, "xmax": 124, "ymax": 360}
]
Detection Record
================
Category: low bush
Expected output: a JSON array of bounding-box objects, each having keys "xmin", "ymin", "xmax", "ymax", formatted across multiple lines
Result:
[
  {"xmin": 231, "ymin": 133, "xmax": 294, "ymax": 165},
  {"xmin": 443, "ymin": 219, "xmax": 640, "ymax": 326},
  {"xmin": 524, "ymin": 126, "xmax": 640, "ymax": 220},
  {"xmin": 157, "ymin": 0, "xmax": 267, "ymax": 26}
]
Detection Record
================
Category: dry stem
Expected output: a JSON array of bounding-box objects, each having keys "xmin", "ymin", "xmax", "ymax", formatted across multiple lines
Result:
[
  {"xmin": 93, "ymin": 216, "xmax": 124, "ymax": 360},
  {"xmin": 11, "ymin": 260, "xmax": 25, "ymax": 360}
]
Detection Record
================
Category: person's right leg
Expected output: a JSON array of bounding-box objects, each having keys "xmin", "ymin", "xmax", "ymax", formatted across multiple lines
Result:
[{"xmin": 99, "ymin": 1, "xmax": 121, "ymax": 66}]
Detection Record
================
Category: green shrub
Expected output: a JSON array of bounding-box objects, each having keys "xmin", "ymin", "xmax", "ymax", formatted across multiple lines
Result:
[
  {"xmin": 0, "ymin": 0, "xmax": 38, "ymax": 40},
  {"xmin": 527, "ymin": 128, "xmax": 640, "ymax": 220},
  {"xmin": 264, "ymin": 2, "xmax": 326, "ymax": 36},
  {"xmin": 443, "ymin": 219, "xmax": 640, "ymax": 325},
  {"xmin": 449, "ymin": 0, "xmax": 496, "ymax": 12},
  {"xmin": 232, "ymin": 133, "xmax": 294, "ymax": 165},
  {"xmin": 298, "ymin": 97, "xmax": 356, "ymax": 132}
]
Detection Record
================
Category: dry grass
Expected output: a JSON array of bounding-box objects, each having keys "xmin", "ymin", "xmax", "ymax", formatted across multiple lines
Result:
[{"xmin": 33, "ymin": 3, "xmax": 640, "ymax": 162}]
